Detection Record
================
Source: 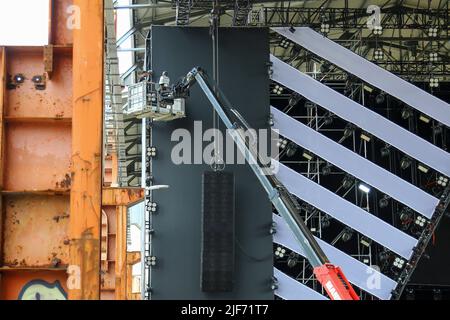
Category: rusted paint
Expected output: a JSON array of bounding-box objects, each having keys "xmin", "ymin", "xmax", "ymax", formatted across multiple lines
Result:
[
  {"xmin": 101, "ymin": 193, "xmax": 144, "ymax": 300},
  {"xmin": 126, "ymin": 252, "xmax": 141, "ymax": 300},
  {"xmin": 51, "ymin": 0, "xmax": 74, "ymax": 46},
  {"xmin": 69, "ymin": 229, "xmax": 100, "ymax": 299},
  {"xmin": 3, "ymin": 195, "xmax": 70, "ymax": 268},
  {"xmin": 4, "ymin": 123, "xmax": 72, "ymax": 191},
  {"xmin": 0, "ymin": 47, "xmax": 5, "ymax": 188},
  {"xmin": 100, "ymin": 210, "xmax": 109, "ymax": 272},
  {"xmin": 44, "ymin": 45, "xmax": 54, "ymax": 79},
  {"xmin": 115, "ymin": 205, "xmax": 126, "ymax": 300},
  {"xmin": 0, "ymin": 0, "xmax": 87, "ymax": 300},
  {"xmin": 5, "ymin": 51, "xmax": 72, "ymax": 119},
  {"xmin": 100, "ymin": 206, "xmax": 115, "ymax": 295},
  {"xmin": 69, "ymin": 0, "xmax": 104, "ymax": 300},
  {"xmin": 102, "ymin": 188, "xmax": 144, "ymax": 206},
  {"xmin": 0, "ymin": 47, "xmax": 6, "ymax": 292}
]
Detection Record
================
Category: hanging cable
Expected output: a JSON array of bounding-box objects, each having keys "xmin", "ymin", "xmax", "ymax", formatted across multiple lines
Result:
[{"xmin": 210, "ymin": 1, "xmax": 225, "ymax": 171}]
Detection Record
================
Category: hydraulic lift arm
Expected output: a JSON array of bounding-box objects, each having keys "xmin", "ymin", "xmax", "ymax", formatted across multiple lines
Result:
[{"xmin": 176, "ymin": 67, "xmax": 360, "ymax": 301}]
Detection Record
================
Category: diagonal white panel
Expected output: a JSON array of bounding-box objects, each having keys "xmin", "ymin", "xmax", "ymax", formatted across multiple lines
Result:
[
  {"xmin": 273, "ymin": 214, "xmax": 396, "ymax": 300},
  {"xmin": 272, "ymin": 27, "xmax": 450, "ymax": 127},
  {"xmin": 274, "ymin": 268, "xmax": 328, "ymax": 300},
  {"xmin": 270, "ymin": 55, "xmax": 450, "ymax": 177},
  {"xmin": 271, "ymin": 107, "xmax": 439, "ymax": 218},
  {"xmin": 276, "ymin": 162, "xmax": 417, "ymax": 259}
]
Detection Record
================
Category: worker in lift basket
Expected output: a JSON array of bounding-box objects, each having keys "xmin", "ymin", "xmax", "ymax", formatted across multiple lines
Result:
[
  {"xmin": 158, "ymin": 71, "xmax": 173, "ymax": 106},
  {"xmin": 159, "ymin": 71, "xmax": 170, "ymax": 88}
]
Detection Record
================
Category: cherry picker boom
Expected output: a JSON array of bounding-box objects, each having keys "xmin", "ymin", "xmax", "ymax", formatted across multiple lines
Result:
[
  {"xmin": 126, "ymin": 66, "xmax": 360, "ymax": 300},
  {"xmin": 171, "ymin": 67, "xmax": 360, "ymax": 300}
]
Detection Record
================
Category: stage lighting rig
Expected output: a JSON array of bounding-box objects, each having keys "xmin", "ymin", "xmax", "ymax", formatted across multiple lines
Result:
[
  {"xmin": 275, "ymin": 246, "xmax": 286, "ymax": 258},
  {"xmin": 320, "ymin": 23, "xmax": 330, "ymax": 34},
  {"xmin": 360, "ymin": 236, "xmax": 372, "ymax": 248},
  {"xmin": 429, "ymin": 52, "xmax": 438, "ymax": 62},
  {"xmin": 380, "ymin": 144, "xmax": 392, "ymax": 158},
  {"xmin": 285, "ymin": 142, "xmax": 298, "ymax": 157},
  {"xmin": 400, "ymin": 156, "xmax": 412, "ymax": 170},
  {"xmin": 279, "ymin": 38, "xmax": 291, "ymax": 49},
  {"xmin": 373, "ymin": 25, "xmax": 383, "ymax": 36},
  {"xmin": 375, "ymin": 92, "xmax": 385, "ymax": 104},
  {"xmin": 374, "ymin": 48, "xmax": 384, "ymax": 60},
  {"xmin": 287, "ymin": 252, "xmax": 300, "ymax": 268},
  {"xmin": 272, "ymin": 84, "xmax": 284, "ymax": 95},
  {"xmin": 323, "ymin": 114, "xmax": 334, "ymax": 126},
  {"xmin": 432, "ymin": 124, "xmax": 443, "ymax": 135},
  {"xmin": 419, "ymin": 114, "xmax": 431, "ymax": 123},
  {"xmin": 321, "ymin": 215, "xmax": 331, "ymax": 229},
  {"xmin": 428, "ymin": 26, "xmax": 438, "ymax": 37},
  {"xmin": 379, "ymin": 195, "xmax": 390, "ymax": 208},
  {"xmin": 321, "ymin": 163, "xmax": 332, "ymax": 176},
  {"xmin": 418, "ymin": 164, "xmax": 430, "ymax": 174},
  {"xmin": 429, "ymin": 77, "xmax": 439, "ymax": 88},
  {"xmin": 341, "ymin": 174, "xmax": 355, "ymax": 190},
  {"xmin": 341, "ymin": 227, "xmax": 354, "ymax": 243},
  {"xmin": 358, "ymin": 183, "xmax": 371, "ymax": 194},
  {"xmin": 401, "ymin": 107, "xmax": 413, "ymax": 120}
]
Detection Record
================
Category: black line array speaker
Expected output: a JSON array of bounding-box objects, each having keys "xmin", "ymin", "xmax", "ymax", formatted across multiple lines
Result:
[{"xmin": 201, "ymin": 171, "xmax": 235, "ymax": 292}]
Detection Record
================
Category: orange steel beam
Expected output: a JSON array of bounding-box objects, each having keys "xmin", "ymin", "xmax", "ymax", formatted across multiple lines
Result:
[
  {"xmin": 0, "ymin": 47, "xmax": 5, "ymax": 291},
  {"xmin": 115, "ymin": 204, "xmax": 127, "ymax": 300},
  {"xmin": 70, "ymin": 0, "xmax": 104, "ymax": 300},
  {"xmin": 101, "ymin": 188, "xmax": 144, "ymax": 300},
  {"xmin": 126, "ymin": 252, "xmax": 142, "ymax": 300}
]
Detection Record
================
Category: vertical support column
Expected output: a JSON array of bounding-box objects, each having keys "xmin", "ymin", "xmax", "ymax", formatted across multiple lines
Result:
[
  {"xmin": 0, "ymin": 47, "xmax": 5, "ymax": 291},
  {"xmin": 115, "ymin": 205, "xmax": 127, "ymax": 300},
  {"xmin": 70, "ymin": 0, "xmax": 104, "ymax": 300}
]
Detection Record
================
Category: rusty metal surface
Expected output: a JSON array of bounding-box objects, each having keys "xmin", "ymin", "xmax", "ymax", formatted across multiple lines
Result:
[
  {"xmin": 4, "ymin": 123, "xmax": 72, "ymax": 191},
  {"xmin": 3, "ymin": 195, "xmax": 70, "ymax": 268},
  {"xmin": 5, "ymin": 51, "xmax": 72, "ymax": 119},
  {"xmin": 51, "ymin": 0, "xmax": 74, "ymax": 46},
  {"xmin": 0, "ymin": 0, "xmax": 110, "ymax": 300},
  {"xmin": 69, "ymin": 0, "xmax": 104, "ymax": 300},
  {"xmin": 102, "ymin": 188, "xmax": 144, "ymax": 206},
  {"xmin": 100, "ymin": 206, "xmax": 116, "ymax": 296}
]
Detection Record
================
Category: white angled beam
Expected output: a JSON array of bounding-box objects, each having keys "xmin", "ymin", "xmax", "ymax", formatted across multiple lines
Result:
[
  {"xmin": 270, "ymin": 55, "xmax": 450, "ymax": 177},
  {"xmin": 272, "ymin": 27, "xmax": 450, "ymax": 127},
  {"xmin": 275, "ymin": 162, "xmax": 418, "ymax": 259},
  {"xmin": 274, "ymin": 268, "xmax": 328, "ymax": 300},
  {"xmin": 273, "ymin": 214, "xmax": 397, "ymax": 300},
  {"xmin": 271, "ymin": 107, "xmax": 439, "ymax": 218}
]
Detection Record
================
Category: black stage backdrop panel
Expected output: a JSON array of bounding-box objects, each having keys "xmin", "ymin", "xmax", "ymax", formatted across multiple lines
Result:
[
  {"xmin": 149, "ymin": 26, "xmax": 273, "ymax": 300},
  {"xmin": 411, "ymin": 216, "xmax": 450, "ymax": 286}
]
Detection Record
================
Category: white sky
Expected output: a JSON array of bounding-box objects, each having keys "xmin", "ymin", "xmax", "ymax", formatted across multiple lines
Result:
[{"xmin": 0, "ymin": 0, "xmax": 50, "ymax": 46}]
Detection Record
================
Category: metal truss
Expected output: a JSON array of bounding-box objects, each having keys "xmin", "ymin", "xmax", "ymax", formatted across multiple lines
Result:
[
  {"xmin": 175, "ymin": 0, "xmax": 193, "ymax": 26},
  {"xmin": 232, "ymin": 0, "xmax": 252, "ymax": 26},
  {"xmin": 259, "ymin": 6, "xmax": 449, "ymax": 29},
  {"xmin": 271, "ymin": 66, "xmax": 450, "ymax": 299},
  {"xmin": 264, "ymin": 3, "xmax": 449, "ymax": 82},
  {"xmin": 274, "ymin": 28, "xmax": 449, "ymax": 82}
]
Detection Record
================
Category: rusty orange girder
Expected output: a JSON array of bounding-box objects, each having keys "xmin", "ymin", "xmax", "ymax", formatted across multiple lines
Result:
[
  {"xmin": 0, "ymin": 0, "xmax": 110, "ymax": 300},
  {"xmin": 101, "ymin": 188, "xmax": 144, "ymax": 300},
  {"xmin": 69, "ymin": 0, "xmax": 105, "ymax": 300},
  {"xmin": 0, "ymin": 0, "xmax": 141, "ymax": 301},
  {"xmin": 0, "ymin": 0, "xmax": 75, "ymax": 300}
]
